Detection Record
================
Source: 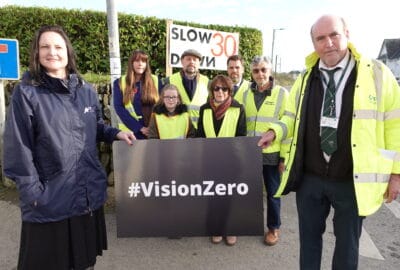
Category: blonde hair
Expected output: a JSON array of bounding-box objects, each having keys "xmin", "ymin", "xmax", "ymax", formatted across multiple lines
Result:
[{"xmin": 155, "ymin": 84, "xmax": 182, "ymax": 107}]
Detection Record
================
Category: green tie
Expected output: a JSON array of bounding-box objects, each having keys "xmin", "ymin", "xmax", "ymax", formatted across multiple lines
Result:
[{"xmin": 320, "ymin": 68, "xmax": 340, "ymax": 155}]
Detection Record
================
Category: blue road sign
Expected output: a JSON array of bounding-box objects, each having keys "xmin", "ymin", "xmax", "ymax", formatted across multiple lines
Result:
[{"xmin": 0, "ymin": 39, "xmax": 19, "ymax": 80}]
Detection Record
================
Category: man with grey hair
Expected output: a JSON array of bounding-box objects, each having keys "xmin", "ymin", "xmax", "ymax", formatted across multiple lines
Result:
[
  {"xmin": 241, "ymin": 55, "xmax": 289, "ymax": 246},
  {"xmin": 258, "ymin": 15, "xmax": 400, "ymax": 269}
]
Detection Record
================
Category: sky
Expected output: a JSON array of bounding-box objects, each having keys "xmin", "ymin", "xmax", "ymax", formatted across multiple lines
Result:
[{"xmin": 1, "ymin": 0, "xmax": 398, "ymax": 72}]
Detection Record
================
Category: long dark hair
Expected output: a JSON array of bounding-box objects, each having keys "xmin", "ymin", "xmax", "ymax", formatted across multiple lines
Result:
[
  {"xmin": 29, "ymin": 25, "xmax": 80, "ymax": 84},
  {"xmin": 122, "ymin": 50, "xmax": 158, "ymax": 105}
]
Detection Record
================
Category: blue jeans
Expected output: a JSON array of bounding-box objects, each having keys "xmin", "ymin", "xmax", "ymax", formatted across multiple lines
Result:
[
  {"xmin": 262, "ymin": 165, "xmax": 281, "ymax": 230},
  {"xmin": 296, "ymin": 174, "xmax": 364, "ymax": 270}
]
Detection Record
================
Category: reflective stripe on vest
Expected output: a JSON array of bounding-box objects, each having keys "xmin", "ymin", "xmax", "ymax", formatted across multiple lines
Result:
[
  {"xmin": 355, "ymin": 173, "xmax": 391, "ymax": 183},
  {"xmin": 283, "ymin": 110, "xmax": 296, "ymax": 119},
  {"xmin": 169, "ymin": 73, "xmax": 209, "ymax": 128},
  {"xmin": 372, "ymin": 59, "xmax": 383, "ymax": 106},
  {"xmin": 353, "ymin": 109, "xmax": 400, "ymax": 121},
  {"xmin": 155, "ymin": 113, "xmax": 190, "ymax": 139},
  {"xmin": 203, "ymin": 107, "xmax": 240, "ymax": 138}
]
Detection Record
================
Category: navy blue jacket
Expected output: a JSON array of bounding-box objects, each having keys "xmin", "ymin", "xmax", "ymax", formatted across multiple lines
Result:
[
  {"xmin": 3, "ymin": 72, "xmax": 120, "ymax": 222},
  {"xmin": 112, "ymin": 76, "xmax": 162, "ymax": 139},
  {"xmin": 113, "ymin": 78, "xmax": 147, "ymax": 139}
]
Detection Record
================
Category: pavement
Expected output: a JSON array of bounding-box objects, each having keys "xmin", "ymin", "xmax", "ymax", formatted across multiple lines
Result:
[{"xmin": 1, "ymin": 189, "xmax": 399, "ymax": 270}]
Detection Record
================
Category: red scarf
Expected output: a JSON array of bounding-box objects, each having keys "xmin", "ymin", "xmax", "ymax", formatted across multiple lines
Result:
[{"xmin": 210, "ymin": 96, "xmax": 232, "ymax": 120}]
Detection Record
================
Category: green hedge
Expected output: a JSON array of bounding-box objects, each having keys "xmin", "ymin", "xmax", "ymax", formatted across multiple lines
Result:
[{"xmin": 0, "ymin": 5, "xmax": 262, "ymax": 79}]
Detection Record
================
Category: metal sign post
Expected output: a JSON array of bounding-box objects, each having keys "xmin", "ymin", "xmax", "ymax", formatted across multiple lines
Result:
[{"xmin": 106, "ymin": 0, "xmax": 121, "ymax": 128}]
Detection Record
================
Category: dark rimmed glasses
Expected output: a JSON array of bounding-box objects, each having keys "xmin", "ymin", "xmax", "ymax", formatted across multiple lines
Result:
[
  {"xmin": 213, "ymin": 86, "xmax": 229, "ymax": 92},
  {"xmin": 252, "ymin": 67, "xmax": 268, "ymax": 74},
  {"xmin": 163, "ymin": 96, "xmax": 178, "ymax": 101}
]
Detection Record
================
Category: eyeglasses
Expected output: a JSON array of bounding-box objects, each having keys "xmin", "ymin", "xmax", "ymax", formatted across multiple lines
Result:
[
  {"xmin": 163, "ymin": 96, "xmax": 178, "ymax": 101},
  {"xmin": 213, "ymin": 86, "xmax": 229, "ymax": 92},
  {"xmin": 252, "ymin": 67, "xmax": 268, "ymax": 74}
]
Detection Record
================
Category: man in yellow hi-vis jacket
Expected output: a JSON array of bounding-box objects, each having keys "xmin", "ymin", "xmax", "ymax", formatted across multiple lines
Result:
[
  {"xmin": 258, "ymin": 15, "xmax": 400, "ymax": 270},
  {"xmin": 243, "ymin": 56, "xmax": 289, "ymax": 246},
  {"xmin": 164, "ymin": 49, "xmax": 209, "ymax": 129}
]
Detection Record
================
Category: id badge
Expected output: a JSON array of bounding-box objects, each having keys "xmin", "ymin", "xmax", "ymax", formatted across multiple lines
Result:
[{"xmin": 321, "ymin": 116, "xmax": 338, "ymax": 128}]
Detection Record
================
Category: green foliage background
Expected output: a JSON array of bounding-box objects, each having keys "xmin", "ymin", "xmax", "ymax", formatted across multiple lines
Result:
[{"xmin": 0, "ymin": 5, "xmax": 263, "ymax": 79}]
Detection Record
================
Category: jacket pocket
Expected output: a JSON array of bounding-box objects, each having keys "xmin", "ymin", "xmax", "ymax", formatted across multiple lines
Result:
[
  {"xmin": 17, "ymin": 176, "xmax": 45, "ymax": 209},
  {"xmin": 35, "ymin": 138, "xmax": 63, "ymax": 181}
]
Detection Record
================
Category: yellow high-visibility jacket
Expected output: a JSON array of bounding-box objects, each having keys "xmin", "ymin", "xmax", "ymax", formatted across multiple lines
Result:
[
  {"xmin": 270, "ymin": 43, "xmax": 400, "ymax": 216},
  {"xmin": 153, "ymin": 112, "xmax": 190, "ymax": 139},
  {"xmin": 242, "ymin": 85, "xmax": 289, "ymax": 155},
  {"xmin": 169, "ymin": 72, "xmax": 209, "ymax": 129}
]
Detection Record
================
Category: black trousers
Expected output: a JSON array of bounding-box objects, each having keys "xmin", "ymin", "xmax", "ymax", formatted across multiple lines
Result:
[{"xmin": 296, "ymin": 174, "xmax": 364, "ymax": 270}]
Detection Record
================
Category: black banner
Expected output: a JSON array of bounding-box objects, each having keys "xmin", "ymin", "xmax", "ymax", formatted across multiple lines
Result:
[{"xmin": 113, "ymin": 137, "xmax": 264, "ymax": 237}]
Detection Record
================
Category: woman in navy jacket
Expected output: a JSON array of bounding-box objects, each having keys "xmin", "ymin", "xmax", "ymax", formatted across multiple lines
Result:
[{"xmin": 3, "ymin": 25, "xmax": 135, "ymax": 270}]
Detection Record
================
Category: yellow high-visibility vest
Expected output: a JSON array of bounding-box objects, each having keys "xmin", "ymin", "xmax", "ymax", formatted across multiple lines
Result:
[
  {"xmin": 233, "ymin": 79, "xmax": 250, "ymax": 104},
  {"xmin": 154, "ymin": 112, "xmax": 190, "ymax": 139},
  {"xmin": 169, "ymin": 73, "xmax": 209, "ymax": 129},
  {"xmin": 242, "ymin": 85, "xmax": 288, "ymax": 154},
  {"xmin": 203, "ymin": 107, "xmax": 240, "ymax": 137}
]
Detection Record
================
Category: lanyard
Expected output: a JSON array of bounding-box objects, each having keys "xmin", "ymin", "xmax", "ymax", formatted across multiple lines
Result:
[{"xmin": 321, "ymin": 53, "xmax": 351, "ymax": 91}]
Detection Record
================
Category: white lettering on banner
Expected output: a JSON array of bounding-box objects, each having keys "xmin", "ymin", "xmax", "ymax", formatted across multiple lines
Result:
[
  {"xmin": 169, "ymin": 24, "xmax": 239, "ymax": 71},
  {"xmin": 127, "ymin": 180, "xmax": 249, "ymax": 198},
  {"xmin": 203, "ymin": 181, "xmax": 214, "ymax": 196}
]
